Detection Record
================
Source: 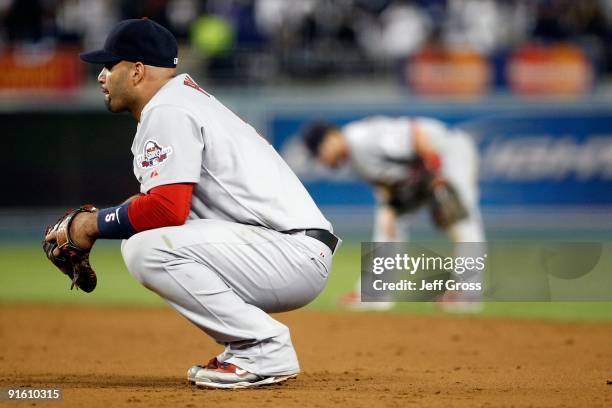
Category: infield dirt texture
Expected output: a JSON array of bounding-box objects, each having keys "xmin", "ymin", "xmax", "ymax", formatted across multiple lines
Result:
[{"xmin": 1, "ymin": 304, "xmax": 611, "ymax": 407}]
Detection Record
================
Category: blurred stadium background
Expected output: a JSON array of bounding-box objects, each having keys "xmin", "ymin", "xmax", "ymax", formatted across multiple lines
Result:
[{"xmin": 1, "ymin": 0, "xmax": 611, "ymax": 319}]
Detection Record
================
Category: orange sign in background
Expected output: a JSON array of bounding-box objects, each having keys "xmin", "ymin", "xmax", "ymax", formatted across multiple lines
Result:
[
  {"xmin": 406, "ymin": 47, "xmax": 492, "ymax": 97},
  {"xmin": 0, "ymin": 47, "xmax": 83, "ymax": 91},
  {"xmin": 405, "ymin": 43, "xmax": 594, "ymax": 97},
  {"xmin": 507, "ymin": 44, "xmax": 593, "ymax": 96}
]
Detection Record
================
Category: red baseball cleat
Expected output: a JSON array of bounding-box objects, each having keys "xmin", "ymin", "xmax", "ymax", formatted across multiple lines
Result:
[{"xmin": 187, "ymin": 357, "xmax": 298, "ymax": 389}]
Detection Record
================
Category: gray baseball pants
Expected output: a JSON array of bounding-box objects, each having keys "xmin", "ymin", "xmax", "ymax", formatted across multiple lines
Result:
[{"xmin": 121, "ymin": 218, "xmax": 334, "ymax": 376}]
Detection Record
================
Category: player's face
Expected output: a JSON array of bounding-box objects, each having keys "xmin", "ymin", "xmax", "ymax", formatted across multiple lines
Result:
[
  {"xmin": 97, "ymin": 61, "xmax": 132, "ymax": 113},
  {"xmin": 318, "ymin": 132, "xmax": 346, "ymax": 168}
]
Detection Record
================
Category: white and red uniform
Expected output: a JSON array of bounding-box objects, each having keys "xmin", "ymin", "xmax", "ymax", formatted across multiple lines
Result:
[
  {"xmin": 341, "ymin": 116, "xmax": 485, "ymax": 299},
  {"xmin": 119, "ymin": 74, "xmax": 338, "ymax": 376},
  {"xmin": 343, "ymin": 116, "xmax": 484, "ymax": 243}
]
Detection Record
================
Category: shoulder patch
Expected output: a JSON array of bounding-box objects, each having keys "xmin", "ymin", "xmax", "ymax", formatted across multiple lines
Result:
[{"xmin": 137, "ymin": 140, "xmax": 173, "ymax": 168}]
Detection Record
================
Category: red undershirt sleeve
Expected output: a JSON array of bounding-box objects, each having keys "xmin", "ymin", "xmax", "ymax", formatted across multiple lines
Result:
[{"xmin": 127, "ymin": 183, "xmax": 194, "ymax": 232}]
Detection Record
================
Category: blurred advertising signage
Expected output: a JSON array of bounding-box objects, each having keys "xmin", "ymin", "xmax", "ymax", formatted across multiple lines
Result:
[
  {"xmin": 405, "ymin": 47, "xmax": 492, "ymax": 97},
  {"xmin": 0, "ymin": 47, "xmax": 83, "ymax": 91},
  {"xmin": 507, "ymin": 44, "xmax": 593, "ymax": 96},
  {"xmin": 460, "ymin": 110, "xmax": 612, "ymax": 205},
  {"xmin": 272, "ymin": 107, "xmax": 612, "ymax": 206}
]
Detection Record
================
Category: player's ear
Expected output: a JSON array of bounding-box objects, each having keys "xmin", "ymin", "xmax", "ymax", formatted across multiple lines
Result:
[{"xmin": 131, "ymin": 62, "xmax": 146, "ymax": 86}]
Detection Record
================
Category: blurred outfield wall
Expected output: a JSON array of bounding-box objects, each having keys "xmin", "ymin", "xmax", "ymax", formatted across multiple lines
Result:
[
  {"xmin": 269, "ymin": 99, "xmax": 612, "ymax": 239},
  {"xmin": 272, "ymin": 105, "xmax": 612, "ymax": 207},
  {"xmin": 1, "ymin": 92, "xmax": 611, "ymax": 240}
]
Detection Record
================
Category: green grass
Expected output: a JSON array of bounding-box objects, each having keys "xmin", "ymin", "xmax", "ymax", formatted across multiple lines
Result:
[
  {"xmin": 0, "ymin": 241, "xmax": 163, "ymax": 306},
  {"xmin": 313, "ymin": 242, "xmax": 612, "ymax": 321},
  {"xmin": 1, "ymin": 241, "xmax": 611, "ymax": 321}
]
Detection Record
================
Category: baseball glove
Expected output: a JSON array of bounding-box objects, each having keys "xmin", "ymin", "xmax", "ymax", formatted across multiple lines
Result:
[
  {"xmin": 386, "ymin": 160, "xmax": 433, "ymax": 213},
  {"xmin": 42, "ymin": 205, "xmax": 98, "ymax": 292},
  {"xmin": 430, "ymin": 180, "xmax": 468, "ymax": 229}
]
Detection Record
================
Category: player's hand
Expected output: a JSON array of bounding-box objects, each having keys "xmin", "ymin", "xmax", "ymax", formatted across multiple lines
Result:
[
  {"xmin": 429, "ymin": 179, "xmax": 468, "ymax": 229},
  {"xmin": 430, "ymin": 175, "xmax": 448, "ymax": 190},
  {"xmin": 68, "ymin": 211, "xmax": 99, "ymax": 250},
  {"xmin": 375, "ymin": 185, "xmax": 392, "ymax": 205},
  {"xmin": 44, "ymin": 211, "xmax": 99, "ymax": 256},
  {"xmin": 42, "ymin": 205, "xmax": 98, "ymax": 292}
]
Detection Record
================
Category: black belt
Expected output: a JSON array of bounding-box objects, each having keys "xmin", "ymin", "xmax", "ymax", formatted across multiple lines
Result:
[{"xmin": 284, "ymin": 229, "xmax": 340, "ymax": 254}]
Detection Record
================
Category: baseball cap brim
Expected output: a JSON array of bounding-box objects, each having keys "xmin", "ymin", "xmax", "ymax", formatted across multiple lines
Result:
[{"xmin": 79, "ymin": 49, "xmax": 122, "ymax": 64}]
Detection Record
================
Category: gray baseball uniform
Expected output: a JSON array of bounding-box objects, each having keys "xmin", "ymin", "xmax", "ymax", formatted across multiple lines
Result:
[
  {"xmin": 121, "ymin": 74, "xmax": 339, "ymax": 376},
  {"xmin": 343, "ymin": 116, "xmax": 485, "ymax": 292},
  {"xmin": 343, "ymin": 115, "xmax": 484, "ymax": 243}
]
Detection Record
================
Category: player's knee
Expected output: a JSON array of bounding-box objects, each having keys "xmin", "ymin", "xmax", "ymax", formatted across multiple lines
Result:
[{"xmin": 121, "ymin": 231, "xmax": 165, "ymax": 284}]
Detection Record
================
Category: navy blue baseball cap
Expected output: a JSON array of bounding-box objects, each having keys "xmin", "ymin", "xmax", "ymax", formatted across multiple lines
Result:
[
  {"xmin": 80, "ymin": 18, "xmax": 178, "ymax": 68},
  {"xmin": 302, "ymin": 121, "xmax": 338, "ymax": 156}
]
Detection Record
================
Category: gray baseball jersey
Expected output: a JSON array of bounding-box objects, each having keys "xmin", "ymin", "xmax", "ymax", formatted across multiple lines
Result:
[
  {"xmin": 132, "ymin": 73, "xmax": 332, "ymax": 232},
  {"xmin": 343, "ymin": 116, "xmax": 454, "ymax": 185},
  {"xmin": 342, "ymin": 116, "xmax": 485, "ymax": 298},
  {"xmin": 343, "ymin": 115, "xmax": 484, "ymax": 241}
]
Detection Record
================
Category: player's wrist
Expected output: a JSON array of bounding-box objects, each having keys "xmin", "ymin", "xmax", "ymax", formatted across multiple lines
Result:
[
  {"xmin": 82, "ymin": 211, "xmax": 100, "ymax": 240},
  {"xmin": 97, "ymin": 203, "xmax": 137, "ymax": 239}
]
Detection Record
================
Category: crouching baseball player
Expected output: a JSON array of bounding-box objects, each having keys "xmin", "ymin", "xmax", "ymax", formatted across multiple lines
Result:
[
  {"xmin": 302, "ymin": 116, "xmax": 485, "ymax": 312},
  {"xmin": 43, "ymin": 18, "xmax": 340, "ymax": 389}
]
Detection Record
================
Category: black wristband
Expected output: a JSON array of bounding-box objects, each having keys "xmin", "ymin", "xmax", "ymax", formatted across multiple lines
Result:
[{"xmin": 97, "ymin": 203, "xmax": 136, "ymax": 239}]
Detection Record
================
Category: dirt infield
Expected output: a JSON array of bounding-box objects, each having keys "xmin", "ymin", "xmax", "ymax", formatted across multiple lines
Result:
[{"xmin": 1, "ymin": 305, "xmax": 611, "ymax": 407}]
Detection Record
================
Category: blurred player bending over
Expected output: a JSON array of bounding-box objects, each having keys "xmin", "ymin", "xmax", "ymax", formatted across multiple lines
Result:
[{"xmin": 302, "ymin": 116, "xmax": 485, "ymax": 312}]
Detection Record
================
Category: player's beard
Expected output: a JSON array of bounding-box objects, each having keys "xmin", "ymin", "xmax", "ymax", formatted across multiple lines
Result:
[
  {"xmin": 103, "ymin": 94, "xmax": 114, "ymax": 112},
  {"xmin": 104, "ymin": 91, "xmax": 128, "ymax": 113},
  {"xmin": 103, "ymin": 70, "xmax": 131, "ymax": 113}
]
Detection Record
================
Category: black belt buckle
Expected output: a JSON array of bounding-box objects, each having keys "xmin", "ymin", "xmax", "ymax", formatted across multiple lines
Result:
[{"xmin": 304, "ymin": 229, "xmax": 339, "ymax": 254}]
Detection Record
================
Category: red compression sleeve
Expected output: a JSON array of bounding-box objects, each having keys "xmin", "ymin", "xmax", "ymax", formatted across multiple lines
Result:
[{"xmin": 127, "ymin": 183, "xmax": 194, "ymax": 232}]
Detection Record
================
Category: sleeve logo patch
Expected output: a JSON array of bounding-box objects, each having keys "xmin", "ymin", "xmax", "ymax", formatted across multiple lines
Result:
[{"xmin": 137, "ymin": 140, "xmax": 173, "ymax": 168}]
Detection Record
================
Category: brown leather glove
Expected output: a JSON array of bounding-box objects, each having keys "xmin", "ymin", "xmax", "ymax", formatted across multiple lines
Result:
[
  {"xmin": 430, "ymin": 179, "xmax": 468, "ymax": 229},
  {"xmin": 42, "ymin": 205, "xmax": 98, "ymax": 292}
]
